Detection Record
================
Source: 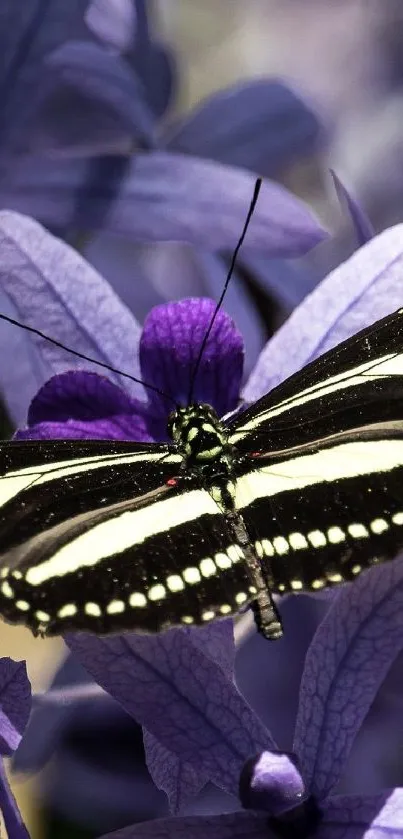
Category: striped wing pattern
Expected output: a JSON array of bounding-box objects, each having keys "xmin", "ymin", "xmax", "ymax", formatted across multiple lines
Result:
[
  {"xmin": 0, "ymin": 440, "xmax": 251, "ymax": 635},
  {"xmin": 1, "ymin": 308, "xmax": 403, "ymax": 636}
]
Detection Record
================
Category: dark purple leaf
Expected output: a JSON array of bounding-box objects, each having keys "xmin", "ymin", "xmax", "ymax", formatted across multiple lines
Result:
[
  {"xmin": 0, "ymin": 211, "xmax": 144, "ymax": 424},
  {"xmin": 244, "ymin": 223, "xmax": 403, "ymax": 403},
  {"xmin": 330, "ymin": 170, "xmax": 375, "ymax": 247},
  {"xmin": 100, "ymin": 811, "xmax": 269, "ymax": 839},
  {"xmin": 140, "ymin": 298, "xmax": 243, "ymax": 418},
  {"xmin": 45, "ymin": 41, "xmax": 156, "ymax": 146},
  {"xmin": 165, "ymin": 79, "xmax": 323, "ymax": 177},
  {"xmin": 0, "ymin": 658, "xmax": 31, "ymax": 756},
  {"xmin": 0, "ymin": 153, "xmax": 328, "ymax": 257},
  {"xmin": 0, "ymin": 759, "xmax": 30, "ymax": 839},
  {"xmin": 143, "ymin": 621, "xmax": 235, "ymax": 813},
  {"xmin": 66, "ymin": 624, "xmax": 274, "ymax": 797},
  {"xmin": 321, "ymin": 790, "xmax": 403, "ymax": 837},
  {"xmin": 293, "ymin": 557, "xmax": 403, "ymax": 800}
]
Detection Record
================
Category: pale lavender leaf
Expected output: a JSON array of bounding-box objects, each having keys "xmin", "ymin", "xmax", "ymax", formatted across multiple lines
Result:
[
  {"xmin": 166, "ymin": 79, "xmax": 322, "ymax": 177},
  {"xmin": 0, "ymin": 759, "xmax": 30, "ymax": 839},
  {"xmin": 0, "ymin": 659, "xmax": 31, "ymax": 756},
  {"xmin": 330, "ymin": 170, "xmax": 374, "ymax": 247},
  {"xmin": 85, "ymin": 0, "xmax": 137, "ymax": 52},
  {"xmin": 244, "ymin": 223, "xmax": 403, "ymax": 403},
  {"xmin": 293, "ymin": 557, "xmax": 403, "ymax": 799},
  {"xmin": 45, "ymin": 41, "xmax": 156, "ymax": 145},
  {"xmin": 143, "ymin": 622, "xmax": 235, "ymax": 813},
  {"xmin": 0, "ymin": 211, "xmax": 144, "ymax": 421},
  {"xmin": 321, "ymin": 790, "xmax": 403, "ymax": 838},
  {"xmin": 100, "ymin": 811, "xmax": 269, "ymax": 839},
  {"xmin": 66, "ymin": 625, "xmax": 274, "ymax": 797},
  {"xmin": 0, "ymin": 153, "xmax": 328, "ymax": 257}
]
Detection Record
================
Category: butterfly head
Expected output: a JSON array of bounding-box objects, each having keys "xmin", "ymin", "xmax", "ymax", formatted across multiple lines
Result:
[{"xmin": 167, "ymin": 403, "xmax": 228, "ymax": 464}]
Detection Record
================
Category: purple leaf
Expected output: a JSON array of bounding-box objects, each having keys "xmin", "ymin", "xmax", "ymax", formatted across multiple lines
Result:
[
  {"xmin": 0, "ymin": 153, "xmax": 328, "ymax": 257},
  {"xmin": 244, "ymin": 223, "xmax": 403, "ymax": 403},
  {"xmin": 330, "ymin": 170, "xmax": 374, "ymax": 247},
  {"xmin": 165, "ymin": 79, "xmax": 322, "ymax": 177},
  {"xmin": 293, "ymin": 557, "xmax": 403, "ymax": 800},
  {"xmin": 66, "ymin": 624, "xmax": 274, "ymax": 797},
  {"xmin": 321, "ymin": 790, "xmax": 403, "ymax": 837},
  {"xmin": 85, "ymin": 0, "xmax": 137, "ymax": 52},
  {"xmin": 143, "ymin": 622, "xmax": 235, "ymax": 813},
  {"xmin": 45, "ymin": 41, "xmax": 156, "ymax": 145},
  {"xmin": 0, "ymin": 658, "xmax": 31, "ymax": 756},
  {"xmin": 0, "ymin": 759, "xmax": 30, "ymax": 839},
  {"xmin": 0, "ymin": 211, "xmax": 143, "ymax": 423},
  {"xmin": 100, "ymin": 811, "xmax": 269, "ymax": 839}
]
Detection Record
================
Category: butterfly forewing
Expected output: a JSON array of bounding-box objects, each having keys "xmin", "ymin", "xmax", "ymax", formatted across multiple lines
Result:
[{"xmin": 0, "ymin": 440, "xmax": 252, "ymax": 635}]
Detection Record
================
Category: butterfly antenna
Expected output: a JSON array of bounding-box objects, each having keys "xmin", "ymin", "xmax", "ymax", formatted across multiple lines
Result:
[
  {"xmin": 187, "ymin": 178, "xmax": 262, "ymax": 405},
  {"xmin": 0, "ymin": 312, "xmax": 178, "ymax": 407}
]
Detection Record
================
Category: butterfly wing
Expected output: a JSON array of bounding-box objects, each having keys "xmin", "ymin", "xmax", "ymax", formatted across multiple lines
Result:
[
  {"xmin": 228, "ymin": 307, "xmax": 403, "ymax": 452},
  {"xmin": 227, "ymin": 309, "xmax": 403, "ymax": 604},
  {"xmin": 0, "ymin": 440, "xmax": 252, "ymax": 635}
]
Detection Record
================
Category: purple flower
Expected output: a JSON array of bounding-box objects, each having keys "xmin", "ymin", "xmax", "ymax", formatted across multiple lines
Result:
[
  {"xmin": 0, "ymin": 657, "xmax": 32, "ymax": 839},
  {"xmin": 2, "ymin": 212, "xmax": 403, "ymax": 832}
]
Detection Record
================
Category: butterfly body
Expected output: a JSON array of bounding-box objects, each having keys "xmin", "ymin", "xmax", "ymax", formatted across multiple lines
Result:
[{"xmin": 1, "ymin": 309, "xmax": 403, "ymax": 638}]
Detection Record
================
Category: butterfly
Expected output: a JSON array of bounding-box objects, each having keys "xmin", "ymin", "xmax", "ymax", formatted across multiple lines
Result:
[{"xmin": 0, "ymin": 305, "xmax": 403, "ymax": 639}]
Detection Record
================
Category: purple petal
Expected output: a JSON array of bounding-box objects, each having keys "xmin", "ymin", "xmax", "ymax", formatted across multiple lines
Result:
[
  {"xmin": 321, "ymin": 790, "xmax": 403, "ymax": 837},
  {"xmin": 45, "ymin": 41, "xmax": 156, "ymax": 146},
  {"xmin": 0, "ymin": 211, "xmax": 143, "ymax": 424},
  {"xmin": 143, "ymin": 621, "xmax": 235, "ymax": 813},
  {"xmin": 244, "ymin": 223, "xmax": 403, "ymax": 402},
  {"xmin": 239, "ymin": 751, "xmax": 306, "ymax": 816},
  {"xmin": 165, "ymin": 79, "xmax": 323, "ymax": 177},
  {"xmin": 0, "ymin": 759, "xmax": 30, "ymax": 839},
  {"xmin": 66, "ymin": 624, "xmax": 274, "ymax": 798},
  {"xmin": 293, "ymin": 557, "xmax": 403, "ymax": 800},
  {"xmin": 85, "ymin": 0, "xmax": 137, "ymax": 52},
  {"xmin": 140, "ymin": 299, "xmax": 243, "ymax": 416},
  {"xmin": 14, "ymin": 371, "xmax": 154, "ymax": 442},
  {"xmin": 100, "ymin": 811, "xmax": 269, "ymax": 839},
  {"xmin": 0, "ymin": 153, "xmax": 328, "ymax": 257},
  {"xmin": 127, "ymin": 1, "xmax": 175, "ymax": 119},
  {"xmin": 330, "ymin": 170, "xmax": 374, "ymax": 247},
  {"xmin": 0, "ymin": 659, "xmax": 31, "ymax": 756}
]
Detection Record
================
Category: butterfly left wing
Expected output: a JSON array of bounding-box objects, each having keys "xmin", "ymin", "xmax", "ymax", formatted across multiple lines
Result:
[{"xmin": 0, "ymin": 440, "xmax": 253, "ymax": 636}]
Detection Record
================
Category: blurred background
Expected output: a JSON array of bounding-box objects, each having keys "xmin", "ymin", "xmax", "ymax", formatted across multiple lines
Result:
[{"xmin": 2, "ymin": 1, "xmax": 403, "ymax": 836}]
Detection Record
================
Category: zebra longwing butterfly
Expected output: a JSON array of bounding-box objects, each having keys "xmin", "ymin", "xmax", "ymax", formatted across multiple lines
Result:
[{"xmin": 0, "ymin": 304, "xmax": 403, "ymax": 639}]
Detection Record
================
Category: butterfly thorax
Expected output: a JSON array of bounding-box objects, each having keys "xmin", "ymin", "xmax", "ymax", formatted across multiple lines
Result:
[{"xmin": 167, "ymin": 403, "xmax": 232, "ymax": 475}]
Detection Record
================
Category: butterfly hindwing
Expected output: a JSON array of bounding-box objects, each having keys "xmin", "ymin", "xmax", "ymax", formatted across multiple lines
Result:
[{"xmin": 0, "ymin": 440, "xmax": 252, "ymax": 635}]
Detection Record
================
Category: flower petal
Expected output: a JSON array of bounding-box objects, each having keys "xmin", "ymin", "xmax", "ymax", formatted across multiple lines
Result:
[
  {"xmin": 244, "ymin": 224, "xmax": 403, "ymax": 402},
  {"xmin": 100, "ymin": 811, "xmax": 269, "ymax": 839},
  {"xmin": 0, "ymin": 759, "xmax": 30, "ymax": 839},
  {"xmin": 45, "ymin": 41, "xmax": 156, "ymax": 146},
  {"xmin": 321, "ymin": 790, "xmax": 403, "ymax": 837},
  {"xmin": 85, "ymin": 0, "xmax": 137, "ymax": 53},
  {"xmin": 140, "ymin": 299, "xmax": 243, "ymax": 416},
  {"xmin": 293, "ymin": 557, "xmax": 403, "ymax": 799},
  {"xmin": 165, "ymin": 79, "xmax": 323, "ymax": 177},
  {"xmin": 0, "ymin": 658, "xmax": 31, "ymax": 756},
  {"xmin": 143, "ymin": 621, "xmax": 236, "ymax": 813},
  {"xmin": 0, "ymin": 153, "xmax": 328, "ymax": 257},
  {"xmin": 0, "ymin": 211, "xmax": 144, "ymax": 424},
  {"xmin": 330, "ymin": 170, "xmax": 374, "ymax": 247},
  {"xmin": 66, "ymin": 623, "xmax": 274, "ymax": 798}
]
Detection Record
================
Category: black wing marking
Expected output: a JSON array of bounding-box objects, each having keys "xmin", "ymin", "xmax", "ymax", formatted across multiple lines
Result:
[
  {"xmin": 0, "ymin": 441, "xmax": 252, "ymax": 635},
  {"xmin": 234, "ymin": 424, "xmax": 403, "ymax": 594},
  {"xmin": 228, "ymin": 308, "xmax": 403, "ymax": 452}
]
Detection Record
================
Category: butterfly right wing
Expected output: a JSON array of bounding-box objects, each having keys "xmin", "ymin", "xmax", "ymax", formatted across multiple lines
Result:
[{"xmin": 0, "ymin": 440, "xmax": 253, "ymax": 636}]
